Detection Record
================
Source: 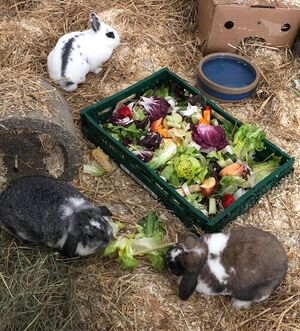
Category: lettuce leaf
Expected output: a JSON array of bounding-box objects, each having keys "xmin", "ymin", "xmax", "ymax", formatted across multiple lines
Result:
[
  {"xmin": 233, "ymin": 124, "xmax": 266, "ymax": 162},
  {"xmin": 248, "ymin": 156, "xmax": 281, "ymax": 187},
  {"xmin": 147, "ymin": 139, "xmax": 177, "ymax": 170},
  {"xmin": 104, "ymin": 212, "xmax": 168, "ymax": 271},
  {"xmin": 219, "ymin": 175, "xmax": 251, "ymax": 196}
]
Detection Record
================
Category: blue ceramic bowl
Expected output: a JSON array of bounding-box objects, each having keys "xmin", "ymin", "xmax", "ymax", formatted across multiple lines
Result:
[{"xmin": 197, "ymin": 53, "xmax": 260, "ymax": 103}]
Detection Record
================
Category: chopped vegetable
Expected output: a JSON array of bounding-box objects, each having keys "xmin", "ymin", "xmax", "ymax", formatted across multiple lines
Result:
[
  {"xmin": 208, "ymin": 197, "xmax": 217, "ymax": 215},
  {"xmin": 104, "ymin": 85, "xmax": 280, "ymax": 218},
  {"xmin": 174, "ymin": 154, "xmax": 207, "ymax": 183},
  {"xmin": 233, "ymin": 124, "xmax": 266, "ymax": 162},
  {"xmin": 104, "ymin": 212, "xmax": 169, "ymax": 271},
  {"xmin": 107, "ymin": 122, "xmax": 145, "ymax": 144},
  {"xmin": 83, "ymin": 164, "xmax": 105, "ymax": 177},
  {"xmin": 150, "ymin": 118, "xmax": 168, "ymax": 138},
  {"xmin": 199, "ymin": 117, "xmax": 209, "ymax": 125},
  {"xmin": 138, "ymin": 96, "xmax": 170, "ymax": 122},
  {"xmin": 192, "ymin": 124, "xmax": 229, "ymax": 152},
  {"xmin": 222, "ymin": 194, "xmax": 236, "ymax": 208},
  {"xmin": 219, "ymin": 162, "xmax": 246, "ymax": 177},
  {"xmin": 176, "ymin": 183, "xmax": 201, "ymax": 196},
  {"xmin": 92, "ymin": 147, "xmax": 115, "ymax": 173},
  {"xmin": 219, "ymin": 175, "xmax": 251, "ymax": 196},
  {"xmin": 147, "ymin": 139, "xmax": 177, "ymax": 170},
  {"xmin": 248, "ymin": 156, "xmax": 281, "ymax": 187},
  {"xmin": 115, "ymin": 105, "xmax": 132, "ymax": 118},
  {"xmin": 202, "ymin": 105, "xmax": 211, "ymax": 124},
  {"xmin": 200, "ymin": 177, "xmax": 217, "ymax": 197},
  {"xmin": 139, "ymin": 132, "xmax": 162, "ymax": 151},
  {"xmin": 132, "ymin": 149, "xmax": 153, "ymax": 162},
  {"xmin": 109, "ymin": 104, "xmax": 133, "ymax": 126}
]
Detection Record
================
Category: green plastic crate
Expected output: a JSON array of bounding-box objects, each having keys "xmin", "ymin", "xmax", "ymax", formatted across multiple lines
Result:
[{"xmin": 80, "ymin": 68, "xmax": 294, "ymax": 232}]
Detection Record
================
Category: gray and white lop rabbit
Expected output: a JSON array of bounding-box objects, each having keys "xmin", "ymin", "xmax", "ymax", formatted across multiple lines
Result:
[
  {"xmin": 47, "ymin": 11, "xmax": 120, "ymax": 92},
  {"xmin": 0, "ymin": 176, "xmax": 113, "ymax": 257},
  {"xmin": 166, "ymin": 226, "xmax": 288, "ymax": 309}
]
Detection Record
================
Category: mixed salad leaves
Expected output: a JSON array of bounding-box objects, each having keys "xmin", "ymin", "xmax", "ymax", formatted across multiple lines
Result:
[
  {"xmin": 104, "ymin": 83, "xmax": 281, "ymax": 217},
  {"xmin": 104, "ymin": 212, "xmax": 170, "ymax": 271}
]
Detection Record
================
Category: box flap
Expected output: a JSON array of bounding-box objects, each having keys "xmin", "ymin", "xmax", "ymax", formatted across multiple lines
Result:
[{"xmin": 214, "ymin": 0, "xmax": 300, "ymax": 9}]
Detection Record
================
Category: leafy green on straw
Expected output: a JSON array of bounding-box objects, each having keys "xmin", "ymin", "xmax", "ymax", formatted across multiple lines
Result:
[
  {"xmin": 83, "ymin": 164, "xmax": 105, "ymax": 177},
  {"xmin": 104, "ymin": 212, "xmax": 174, "ymax": 271}
]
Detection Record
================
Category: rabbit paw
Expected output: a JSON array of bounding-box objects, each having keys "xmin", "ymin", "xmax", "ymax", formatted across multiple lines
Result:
[
  {"xmin": 93, "ymin": 67, "xmax": 103, "ymax": 74},
  {"xmin": 231, "ymin": 298, "xmax": 252, "ymax": 309}
]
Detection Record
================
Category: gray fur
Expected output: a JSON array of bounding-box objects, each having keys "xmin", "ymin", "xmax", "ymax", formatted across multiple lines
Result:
[{"xmin": 0, "ymin": 176, "xmax": 113, "ymax": 257}]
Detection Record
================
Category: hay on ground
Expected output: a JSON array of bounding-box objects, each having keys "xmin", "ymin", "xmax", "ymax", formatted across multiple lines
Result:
[{"xmin": 0, "ymin": 0, "xmax": 299, "ymax": 330}]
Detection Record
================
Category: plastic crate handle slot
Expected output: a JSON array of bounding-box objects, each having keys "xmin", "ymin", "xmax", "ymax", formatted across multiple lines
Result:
[{"xmin": 120, "ymin": 164, "xmax": 158, "ymax": 199}]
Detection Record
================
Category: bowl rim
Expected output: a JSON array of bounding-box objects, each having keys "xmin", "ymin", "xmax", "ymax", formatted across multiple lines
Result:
[{"xmin": 197, "ymin": 52, "xmax": 261, "ymax": 95}]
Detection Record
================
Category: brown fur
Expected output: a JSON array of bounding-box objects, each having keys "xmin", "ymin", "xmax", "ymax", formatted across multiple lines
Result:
[
  {"xmin": 222, "ymin": 227, "xmax": 288, "ymax": 301},
  {"xmin": 168, "ymin": 226, "xmax": 288, "ymax": 303}
]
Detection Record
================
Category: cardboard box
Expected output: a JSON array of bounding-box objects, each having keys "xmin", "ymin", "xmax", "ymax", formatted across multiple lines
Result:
[{"xmin": 197, "ymin": 0, "xmax": 300, "ymax": 54}]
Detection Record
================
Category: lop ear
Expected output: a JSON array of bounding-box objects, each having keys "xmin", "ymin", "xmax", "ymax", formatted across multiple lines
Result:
[
  {"xmin": 90, "ymin": 12, "xmax": 101, "ymax": 32},
  {"xmin": 62, "ymin": 233, "xmax": 79, "ymax": 257},
  {"xmin": 178, "ymin": 237, "xmax": 206, "ymax": 300},
  {"xmin": 99, "ymin": 206, "xmax": 112, "ymax": 217},
  {"xmin": 179, "ymin": 271, "xmax": 198, "ymax": 300}
]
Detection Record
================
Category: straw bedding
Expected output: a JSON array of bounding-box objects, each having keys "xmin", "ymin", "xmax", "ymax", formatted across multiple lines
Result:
[{"xmin": 0, "ymin": 0, "xmax": 299, "ymax": 330}]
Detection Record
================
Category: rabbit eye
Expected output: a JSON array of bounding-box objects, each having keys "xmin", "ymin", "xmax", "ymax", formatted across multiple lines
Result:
[
  {"xmin": 87, "ymin": 233, "xmax": 95, "ymax": 239},
  {"xmin": 106, "ymin": 31, "xmax": 115, "ymax": 39}
]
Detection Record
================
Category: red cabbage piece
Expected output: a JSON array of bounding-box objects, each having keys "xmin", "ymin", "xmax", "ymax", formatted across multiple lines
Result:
[
  {"xmin": 138, "ymin": 96, "xmax": 170, "ymax": 122},
  {"xmin": 192, "ymin": 124, "xmax": 228, "ymax": 151},
  {"xmin": 110, "ymin": 117, "xmax": 133, "ymax": 126},
  {"xmin": 134, "ymin": 115, "xmax": 150, "ymax": 129},
  {"xmin": 138, "ymin": 133, "xmax": 162, "ymax": 151},
  {"xmin": 133, "ymin": 150, "xmax": 153, "ymax": 162},
  {"xmin": 110, "ymin": 106, "xmax": 133, "ymax": 126}
]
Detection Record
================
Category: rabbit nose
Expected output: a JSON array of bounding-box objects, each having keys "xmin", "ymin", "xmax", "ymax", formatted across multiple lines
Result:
[{"xmin": 106, "ymin": 31, "xmax": 115, "ymax": 39}]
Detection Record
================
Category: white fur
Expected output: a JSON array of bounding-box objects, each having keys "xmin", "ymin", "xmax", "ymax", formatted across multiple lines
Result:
[
  {"xmin": 207, "ymin": 257, "xmax": 229, "ymax": 284},
  {"xmin": 205, "ymin": 233, "xmax": 229, "ymax": 255},
  {"xmin": 60, "ymin": 206, "xmax": 73, "ymax": 218},
  {"xmin": 170, "ymin": 247, "xmax": 182, "ymax": 261},
  {"xmin": 231, "ymin": 292, "xmax": 271, "ymax": 309},
  {"xmin": 47, "ymin": 13, "xmax": 120, "ymax": 92},
  {"xmin": 76, "ymin": 242, "xmax": 96, "ymax": 256},
  {"xmin": 231, "ymin": 298, "xmax": 252, "ymax": 309},
  {"xmin": 195, "ymin": 279, "xmax": 216, "ymax": 295},
  {"xmin": 255, "ymin": 294, "xmax": 270, "ymax": 302},
  {"xmin": 90, "ymin": 220, "xmax": 101, "ymax": 229},
  {"xmin": 68, "ymin": 197, "xmax": 86, "ymax": 208},
  {"xmin": 60, "ymin": 197, "xmax": 88, "ymax": 219},
  {"xmin": 206, "ymin": 233, "xmax": 230, "ymax": 284},
  {"xmin": 47, "ymin": 232, "xmax": 68, "ymax": 249}
]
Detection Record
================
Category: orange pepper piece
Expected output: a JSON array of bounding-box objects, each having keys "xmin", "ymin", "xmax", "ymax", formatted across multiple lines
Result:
[
  {"xmin": 199, "ymin": 117, "xmax": 209, "ymax": 125},
  {"xmin": 203, "ymin": 109, "xmax": 211, "ymax": 124},
  {"xmin": 156, "ymin": 126, "xmax": 168, "ymax": 138}
]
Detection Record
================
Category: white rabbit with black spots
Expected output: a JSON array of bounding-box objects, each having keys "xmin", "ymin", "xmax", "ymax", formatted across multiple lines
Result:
[
  {"xmin": 0, "ymin": 176, "xmax": 113, "ymax": 257},
  {"xmin": 47, "ymin": 12, "xmax": 120, "ymax": 92},
  {"xmin": 166, "ymin": 227, "xmax": 288, "ymax": 309}
]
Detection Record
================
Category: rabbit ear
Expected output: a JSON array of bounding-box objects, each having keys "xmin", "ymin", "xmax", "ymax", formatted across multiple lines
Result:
[
  {"xmin": 178, "ymin": 271, "xmax": 198, "ymax": 300},
  {"xmin": 90, "ymin": 12, "xmax": 101, "ymax": 32},
  {"xmin": 99, "ymin": 205, "xmax": 112, "ymax": 217},
  {"xmin": 183, "ymin": 234, "xmax": 200, "ymax": 250},
  {"xmin": 177, "ymin": 236, "xmax": 207, "ymax": 299},
  {"xmin": 62, "ymin": 233, "xmax": 79, "ymax": 257}
]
